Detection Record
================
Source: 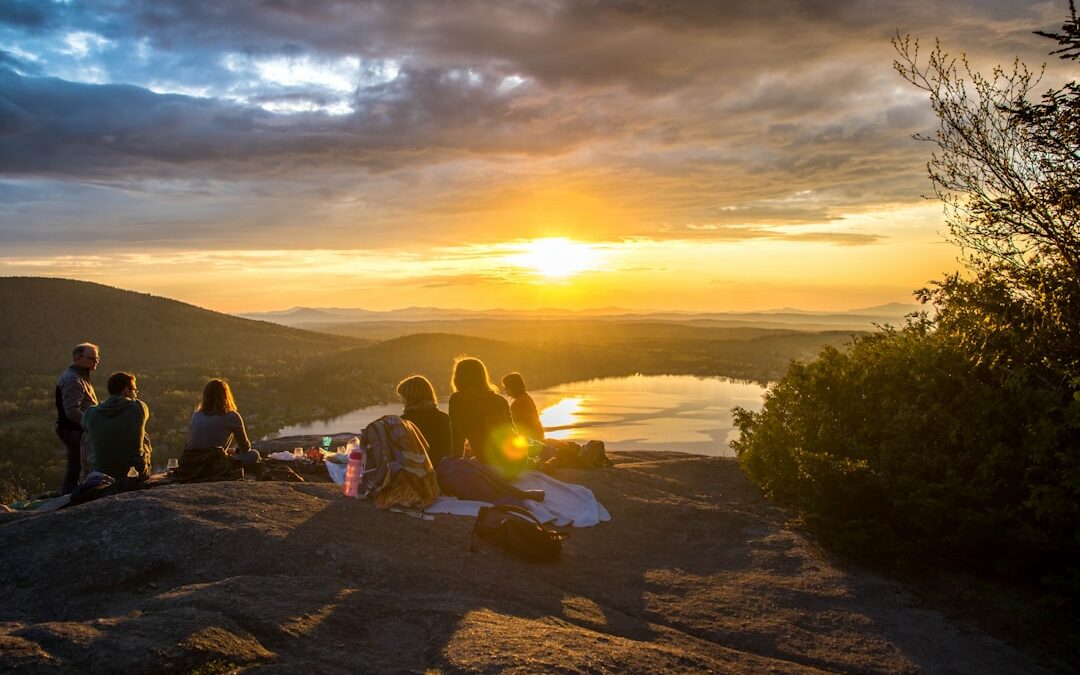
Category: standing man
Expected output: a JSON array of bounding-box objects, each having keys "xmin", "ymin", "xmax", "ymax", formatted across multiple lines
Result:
[
  {"xmin": 82, "ymin": 372, "xmax": 152, "ymax": 481},
  {"xmin": 55, "ymin": 343, "xmax": 99, "ymax": 494}
]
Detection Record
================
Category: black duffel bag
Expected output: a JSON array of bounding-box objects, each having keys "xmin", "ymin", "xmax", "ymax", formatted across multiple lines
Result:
[{"xmin": 470, "ymin": 504, "xmax": 564, "ymax": 563}]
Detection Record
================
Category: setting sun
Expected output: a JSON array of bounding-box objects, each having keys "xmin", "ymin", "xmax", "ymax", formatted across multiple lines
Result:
[{"xmin": 508, "ymin": 238, "xmax": 603, "ymax": 279}]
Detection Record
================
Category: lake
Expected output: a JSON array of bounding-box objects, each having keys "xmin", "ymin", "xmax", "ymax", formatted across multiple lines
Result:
[{"xmin": 272, "ymin": 374, "xmax": 767, "ymax": 457}]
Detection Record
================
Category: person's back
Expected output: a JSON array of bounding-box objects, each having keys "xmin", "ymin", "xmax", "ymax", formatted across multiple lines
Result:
[
  {"xmin": 82, "ymin": 371, "xmax": 151, "ymax": 480},
  {"xmin": 449, "ymin": 358, "xmax": 518, "ymax": 474},
  {"xmin": 396, "ymin": 374, "xmax": 452, "ymax": 468},
  {"xmin": 401, "ymin": 404, "xmax": 452, "ymax": 467},
  {"xmin": 449, "ymin": 388, "xmax": 514, "ymax": 462},
  {"xmin": 186, "ymin": 409, "xmax": 251, "ymax": 451},
  {"xmin": 503, "ymin": 372, "xmax": 544, "ymax": 442}
]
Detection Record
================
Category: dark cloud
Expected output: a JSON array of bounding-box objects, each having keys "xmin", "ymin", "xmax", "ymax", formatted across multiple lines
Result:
[
  {"xmin": 0, "ymin": 0, "xmax": 1064, "ymax": 250},
  {"xmin": 0, "ymin": 1, "xmax": 56, "ymax": 29},
  {"xmin": 0, "ymin": 65, "xmax": 617, "ymax": 179}
]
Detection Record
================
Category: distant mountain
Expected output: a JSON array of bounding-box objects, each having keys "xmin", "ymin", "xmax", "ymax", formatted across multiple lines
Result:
[
  {"xmin": 0, "ymin": 277, "xmax": 359, "ymax": 374},
  {"xmin": 239, "ymin": 302, "xmax": 922, "ymax": 328},
  {"xmin": 842, "ymin": 302, "xmax": 923, "ymax": 317}
]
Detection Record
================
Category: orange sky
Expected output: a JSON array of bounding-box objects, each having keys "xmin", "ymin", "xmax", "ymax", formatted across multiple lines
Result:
[{"xmin": 0, "ymin": 1, "xmax": 1067, "ymax": 312}]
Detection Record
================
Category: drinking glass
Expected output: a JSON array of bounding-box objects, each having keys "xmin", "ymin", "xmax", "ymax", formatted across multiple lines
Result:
[{"xmin": 166, "ymin": 458, "xmax": 179, "ymax": 471}]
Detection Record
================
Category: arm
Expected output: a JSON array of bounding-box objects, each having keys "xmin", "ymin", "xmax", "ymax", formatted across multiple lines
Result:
[
  {"xmin": 61, "ymin": 376, "xmax": 90, "ymax": 425},
  {"xmin": 448, "ymin": 397, "xmax": 466, "ymax": 458},
  {"xmin": 498, "ymin": 395, "xmax": 515, "ymax": 434},
  {"xmin": 230, "ymin": 412, "xmax": 252, "ymax": 452}
]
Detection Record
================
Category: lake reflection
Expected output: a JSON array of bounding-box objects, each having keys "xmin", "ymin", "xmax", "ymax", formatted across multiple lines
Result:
[{"xmin": 273, "ymin": 374, "xmax": 766, "ymax": 457}]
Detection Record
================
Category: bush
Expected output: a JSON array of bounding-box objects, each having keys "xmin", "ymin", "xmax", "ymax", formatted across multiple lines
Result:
[{"xmin": 732, "ymin": 319, "xmax": 1080, "ymax": 579}]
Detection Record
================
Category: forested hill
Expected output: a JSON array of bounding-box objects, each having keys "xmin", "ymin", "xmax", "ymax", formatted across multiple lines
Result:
[
  {"xmin": 0, "ymin": 277, "xmax": 857, "ymax": 500},
  {"xmin": 0, "ymin": 277, "xmax": 360, "ymax": 374}
]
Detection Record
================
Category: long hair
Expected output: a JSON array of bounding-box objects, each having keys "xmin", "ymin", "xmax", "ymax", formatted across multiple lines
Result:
[
  {"xmin": 451, "ymin": 357, "xmax": 497, "ymax": 393},
  {"xmin": 397, "ymin": 374, "xmax": 438, "ymax": 407},
  {"xmin": 198, "ymin": 378, "xmax": 237, "ymax": 415},
  {"xmin": 501, "ymin": 372, "xmax": 527, "ymax": 397}
]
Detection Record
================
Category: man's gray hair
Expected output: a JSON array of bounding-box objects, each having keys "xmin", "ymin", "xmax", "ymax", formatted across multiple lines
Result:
[{"xmin": 72, "ymin": 342, "xmax": 100, "ymax": 358}]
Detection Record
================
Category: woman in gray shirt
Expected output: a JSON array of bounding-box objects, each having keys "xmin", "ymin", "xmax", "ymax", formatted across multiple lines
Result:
[{"xmin": 186, "ymin": 379, "xmax": 257, "ymax": 465}]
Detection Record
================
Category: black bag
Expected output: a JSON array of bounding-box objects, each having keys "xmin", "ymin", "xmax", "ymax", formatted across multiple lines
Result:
[{"xmin": 470, "ymin": 504, "xmax": 564, "ymax": 563}]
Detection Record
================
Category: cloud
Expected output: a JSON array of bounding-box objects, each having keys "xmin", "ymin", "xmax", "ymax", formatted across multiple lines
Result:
[{"xmin": 0, "ymin": 0, "xmax": 1068, "ymax": 255}]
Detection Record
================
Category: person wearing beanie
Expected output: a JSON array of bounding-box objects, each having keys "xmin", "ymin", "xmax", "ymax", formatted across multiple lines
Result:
[{"xmin": 397, "ymin": 374, "xmax": 452, "ymax": 468}]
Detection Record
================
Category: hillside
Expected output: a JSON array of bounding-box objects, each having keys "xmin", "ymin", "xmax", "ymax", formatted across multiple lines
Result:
[
  {"xmin": 0, "ymin": 277, "xmax": 856, "ymax": 500},
  {"xmin": 0, "ymin": 453, "xmax": 1065, "ymax": 673},
  {"xmin": 0, "ymin": 277, "xmax": 360, "ymax": 375}
]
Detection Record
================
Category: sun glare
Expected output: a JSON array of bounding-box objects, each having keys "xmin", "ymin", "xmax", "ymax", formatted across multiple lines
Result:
[
  {"xmin": 509, "ymin": 238, "xmax": 602, "ymax": 278},
  {"xmin": 539, "ymin": 396, "xmax": 585, "ymax": 439}
]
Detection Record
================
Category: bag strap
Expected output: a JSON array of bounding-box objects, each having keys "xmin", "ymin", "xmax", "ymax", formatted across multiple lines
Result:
[{"xmin": 487, "ymin": 503, "xmax": 546, "ymax": 528}]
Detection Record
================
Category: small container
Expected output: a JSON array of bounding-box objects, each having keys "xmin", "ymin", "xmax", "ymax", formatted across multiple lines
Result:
[
  {"xmin": 343, "ymin": 450, "xmax": 365, "ymax": 498},
  {"xmin": 126, "ymin": 466, "xmax": 138, "ymax": 478}
]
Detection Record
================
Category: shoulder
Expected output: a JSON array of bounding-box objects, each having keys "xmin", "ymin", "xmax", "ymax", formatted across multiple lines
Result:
[
  {"xmin": 226, "ymin": 410, "xmax": 244, "ymax": 423},
  {"xmin": 484, "ymin": 391, "xmax": 510, "ymax": 413}
]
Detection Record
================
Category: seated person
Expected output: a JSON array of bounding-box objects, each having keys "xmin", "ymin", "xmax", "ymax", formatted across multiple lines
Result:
[
  {"xmin": 502, "ymin": 371, "xmax": 544, "ymax": 442},
  {"xmin": 81, "ymin": 371, "xmax": 151, "ymax": 480},
  {"xmin": 448, "ymin": 357, "xmax": 522, "ymax": 475},
  {"xmin": 397, "ymin": 374, "xmax": 452, "ymax": 468},
  {"xmin": 186, "ymin": 379, "xmax": 258, "ymax": 467}
]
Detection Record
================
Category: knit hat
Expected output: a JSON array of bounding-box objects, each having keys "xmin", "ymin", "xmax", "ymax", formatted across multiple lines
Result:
[{"xmin": 397, "ymin": 375, "xmax": 437, "ymax": 406}]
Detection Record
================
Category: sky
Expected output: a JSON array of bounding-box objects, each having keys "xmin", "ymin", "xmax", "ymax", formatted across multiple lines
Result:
[{"xmin": 0, "ymin": 0, "xmax": 1075, "ymax": 313}]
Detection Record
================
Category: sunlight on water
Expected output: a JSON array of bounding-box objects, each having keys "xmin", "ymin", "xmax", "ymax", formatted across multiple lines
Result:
[
  {"xmin": 529, "ymin": 375, "xmax": 766, "ymax": 456},
  {"xmin": 538, "ymin": 396, "xmax": 585, "ymax": 434},
  {"xmin": 273, "ymin": 374, "xmax": 766, "ymax": 457}
]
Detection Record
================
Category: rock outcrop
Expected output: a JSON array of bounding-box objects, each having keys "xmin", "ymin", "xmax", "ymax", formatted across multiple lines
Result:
[{"xmin": 0, "ymin": 453, "xmax": 1056, "ymax": 673}]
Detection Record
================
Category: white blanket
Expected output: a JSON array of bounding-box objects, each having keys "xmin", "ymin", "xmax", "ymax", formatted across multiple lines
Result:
[{"xmin": 424, "ymin": 471, "xmax": 611, "ymax": 528}]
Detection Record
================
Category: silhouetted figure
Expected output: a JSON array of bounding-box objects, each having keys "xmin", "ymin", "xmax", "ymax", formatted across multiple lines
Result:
[
  {"xmin": 82, "ymin": 371, "xmax": 151, "ymax": 481},
  {"xmin": 55, "ymin": 343, "xmax": 99, "ymax": 494},
  {"xmin": 502, "ymin": 371, "xmax": 544, "ymax": 442},
  {"xmin": 186, "ymin": 379, "xmax": 258, "ymax": 468},
  {"xmin": 397, "ymin": 374, "xmax": 452, "ymax": 468},
  {"xmin": 449, "ymin": 357, "xmax": 522, "ymax": 475}
]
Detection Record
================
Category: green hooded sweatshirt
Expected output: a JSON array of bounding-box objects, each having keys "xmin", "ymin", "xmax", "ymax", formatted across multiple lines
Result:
[{"xmin": 82, "ymin": 395, "xmax": 151, "ymax": 479}]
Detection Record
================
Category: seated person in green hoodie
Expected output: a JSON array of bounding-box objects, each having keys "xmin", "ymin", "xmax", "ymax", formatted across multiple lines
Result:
[{"xmin": 81, "ymin": 371, "xmax": 152, "ymax": 480}]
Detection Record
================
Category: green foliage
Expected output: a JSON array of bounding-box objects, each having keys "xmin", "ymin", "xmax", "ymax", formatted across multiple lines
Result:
[{"xmin": 733, "ymin": 314, "xmax": 1080, "ymax": 576}]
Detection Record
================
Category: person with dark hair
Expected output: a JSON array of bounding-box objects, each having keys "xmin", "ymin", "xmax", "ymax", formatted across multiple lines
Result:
[
  {"xmin": 81, "ymin": 371, "xmax": 152, "ymax": 481},
  {"xmin": 55, "ymin": 342, "xmax": 100, "ymax": 494},
  {"xmin": 502, "ymin": 372, "xmax": 544, "ymax": 442},
  {"xmin": 397, "ymin": 374, "xmax": 452, "ymax": 468},
  {"xmin": 185, "ymin": 379, "xmax": 259, "ymax": 468},
  {"xmin": 448, "ymin": 357, "xmax": 522, "ymax": 474}
]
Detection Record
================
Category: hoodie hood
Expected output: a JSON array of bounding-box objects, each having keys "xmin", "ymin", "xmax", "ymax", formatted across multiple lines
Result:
[{"xmin": 96, "ymin": 395, "xmax": 141, "ymax": 418}]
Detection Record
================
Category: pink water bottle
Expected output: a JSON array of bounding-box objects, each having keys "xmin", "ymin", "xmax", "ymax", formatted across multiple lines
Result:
[{"xmin": 343, "ymin": 450, "xmax": 365, "ymax": 498}]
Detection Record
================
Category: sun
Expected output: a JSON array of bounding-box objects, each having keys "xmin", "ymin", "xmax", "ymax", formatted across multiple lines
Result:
[{"xmin": 509, "ymin": 238, "xmax": 602, "ymax": 278}]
